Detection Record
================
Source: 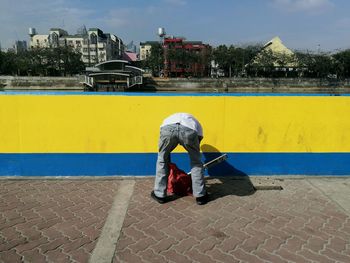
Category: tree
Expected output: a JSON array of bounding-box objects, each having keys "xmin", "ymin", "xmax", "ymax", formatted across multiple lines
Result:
[
  {"xmin": 0, "ymin": 51, "xmax": 17, "ymax": 75},
  {"xmin": 142, "ymin": 43, "xmax": 163, "ymax": 76},
  {"xmin": 30, "ymin": 47, "xmax": 48, "ymax": 76},
  {"xmin": 14, "ymin": 50, "xmax": 31, "ymax": 76},
  {"xmin": 212, "ymin": 45, "xmax": 230, "ymax": 76},
  {"xmin": 64, "ymin": 47, "xmax": 85, "ymax": 75},
  {"xmin": 0, "ymin": 46, "xmax": 85, "ymax": 77},
  {"xmin": 333, "ymin": 49, "xmax": 350, "ymax": 78},
  {"xmin": 248, "ymin": 49, "xmax": 276, "ymax": 77},
  {"xmin": 213, "ymin": 44, "xmax": 261, "ymax": 77},
  {"xmin": 0, "ymin": 50, "xmax": 3, "ymax": 74}
]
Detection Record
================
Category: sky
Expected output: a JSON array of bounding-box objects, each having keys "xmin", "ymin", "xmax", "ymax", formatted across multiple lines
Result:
[{"xmin": 1, "ymin": 0, "xmax": 350, "ymax": 52}]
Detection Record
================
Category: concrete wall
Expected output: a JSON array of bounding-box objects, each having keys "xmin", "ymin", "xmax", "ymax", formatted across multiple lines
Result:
[
  {"xmin": 2, "ymin": 76, "xmax": 350, "ymax": 93},
  {"xmin": 0, "ymin": 92, "xmax": 350, "ymax": 176},
  {"xmin": 145, "ymin": 77, "xmax": 350, "ymax": 93},
  {"xmin": 0, "ymin": 76, "xmax": 83, "ymax": 90}
]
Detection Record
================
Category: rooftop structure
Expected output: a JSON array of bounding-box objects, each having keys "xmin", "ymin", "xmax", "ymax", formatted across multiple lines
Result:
[
  {"xmin": 83, "ymin": 60, "xmax": 144, "ymax": 91},
  {"xmin": 252, "ymin": 36, "xmax": 299, "ymax": 68}
]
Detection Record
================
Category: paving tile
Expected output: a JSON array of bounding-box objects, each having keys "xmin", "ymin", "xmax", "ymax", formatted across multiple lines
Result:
[
  {"xmin": 0, "ymin": 180, "xmax": 119, "ymax": 263},
  {"xmin": 0, "ymin": 249, "xmax": 22, "ymax": 263},
  {"xmin": 2, "ymin": 177, "xmax": 350, "ymax": 263},
  {"xmin": 113, "ymin": 178, "xmax": 350, "ymax": 262},
  {"xmin": 21, "ymin": 248, "xmax": 47, "ymax": 263}
]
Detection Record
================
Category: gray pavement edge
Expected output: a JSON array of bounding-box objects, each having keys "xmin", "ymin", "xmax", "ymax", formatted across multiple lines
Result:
[
  {"xmin": 89, "ymin": 180, "xmax": 135, "ymax": 263},
  {"xmin": 306, "ymin": 177, "xmax": 350, "ymax": 216}
]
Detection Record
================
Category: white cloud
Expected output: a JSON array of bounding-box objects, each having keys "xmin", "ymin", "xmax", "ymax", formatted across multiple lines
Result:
[
  {"xmin": 271, "ymin": 0, "xmax": 333, "ymax": 13},
  {"xmin": 0, "ymin": 0, "xmax": 94, "ymax": 48},
  {"xmin": 100, "ymin": 8, "xmax": 134, "ymax": 28},
  {"xmin": 98, "ymin": 7, "xmax": 159, "ymax": 32}
]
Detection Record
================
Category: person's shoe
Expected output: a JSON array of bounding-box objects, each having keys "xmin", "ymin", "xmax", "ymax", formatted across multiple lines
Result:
[
  {"xmin": 196, "ymin": 194, "xmax": 209, "ymax": 205},
  {"xmin": 151, "ymin": 191, "xmax": 167, "ymax": 204}
]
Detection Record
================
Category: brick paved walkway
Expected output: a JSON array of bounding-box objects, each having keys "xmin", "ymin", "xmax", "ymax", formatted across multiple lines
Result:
[
  {"xmin": 114, "ymin": 178, "xmax": 350, "ymax": 263},
  {"xmin": 0, "ymin": 180, "xmax": 119, "ymax": 263},
  {"xmin": 1, "ymin": 178, "xmax": 350, "ymax": 263}
]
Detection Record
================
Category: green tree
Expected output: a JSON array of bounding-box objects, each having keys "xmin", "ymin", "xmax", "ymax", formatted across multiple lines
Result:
[
  {"xmin": 64, "ymin": 47, "xmax": 85, "ymax": 75},
  {"xmin": 312, "ymin": 53, "xmax": 335, "ymax": 78},
  {"xmin": 0, "ymin": 50, "xmax": 3, "ymax": 74},
  {"xmin": 212, "ymin": 45, "xmax": 230, "ymax": 76},
  {"xmin": 14, "ymin": 51, "xmax": 31, "ymax": 75},
  {"xmin": 142, "ymin": 43, "xmax": 163, "ymax": 76},
  {"xmin": 213, "ymin": 44, "xmax": 261, "ymax": 77},
  {"xmin": 0, "ymin": 51, "xmax": 17, "ymax": 75},
  {"xmin": 295, "ymin": 51, "xmax": 337, "ymax": 78},
  {"xmin": 0, "ymin": 46, "xmax": 84, "ymax": 76},
  {"xmin": 333, "ymin": 49, "xmax": 350, "ymax": 78},
  {"xmin": 248, "ymin": 49, "xmax": 276, "ymax": 77}
]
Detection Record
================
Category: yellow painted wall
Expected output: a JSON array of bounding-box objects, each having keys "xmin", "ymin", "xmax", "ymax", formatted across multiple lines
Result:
[{"xmin": 1, "ymin": 94, "xmax": 350, "ymax": 153}]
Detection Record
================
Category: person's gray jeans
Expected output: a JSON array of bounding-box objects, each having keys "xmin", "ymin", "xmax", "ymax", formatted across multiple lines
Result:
[{"xmin": 154, "ymin": 123, "xmax": 206, "ymax": 198}]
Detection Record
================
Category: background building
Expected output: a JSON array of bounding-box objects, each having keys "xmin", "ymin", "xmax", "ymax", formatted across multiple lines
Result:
[
  {"xmin": 249, "ymin": 36, "xmax": 299, "ymax": 77},
  {"xmin": 13, "ymin": 41, "xmax": 27, "ymax": 53},
  {"xmin": 139, "ymin": 41, "xmax": 159, "ymax": 61},
  {"xmin": 162, "ymin": 36, "xmax": 211, "ymax": 77},
  {"xmin": 29, "ymin": 27, "xmax": 124, "ymax": 65},
  {"xmin": 140, "ymin": 29, "xmax": 211, "ymax": 78}
]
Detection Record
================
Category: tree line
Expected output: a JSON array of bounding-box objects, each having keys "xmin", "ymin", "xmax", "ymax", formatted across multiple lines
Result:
[
  {"xmin": 0, "ymin": 46, "xmax": 85, "ymax": 76},
  {"xmin": 142, "ymin": 43, "xmax": 350, "ymax": 79},
  {"xmin": 2, "ymin": 43, "xmax": 350, "ymax": 79}
]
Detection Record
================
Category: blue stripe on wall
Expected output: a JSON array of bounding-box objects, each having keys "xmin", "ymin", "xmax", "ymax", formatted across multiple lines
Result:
[{"xmin": 0, "ymin": 153, "xmax": 349, "ymax": 176}]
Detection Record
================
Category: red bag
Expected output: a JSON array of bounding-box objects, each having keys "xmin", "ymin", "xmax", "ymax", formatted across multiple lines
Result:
[{"xmin": 167, "ymin": 163, "xmax": 192, "ymax": 196}]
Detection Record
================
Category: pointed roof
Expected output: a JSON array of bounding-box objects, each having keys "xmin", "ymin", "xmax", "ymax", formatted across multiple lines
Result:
[
  {"xmin": 251, "ymin": 36, "xmax": 298, "ymax": 67},
  {"xmin": 262, "ymin": 36, "xmax": 294, "ymax": 56}
]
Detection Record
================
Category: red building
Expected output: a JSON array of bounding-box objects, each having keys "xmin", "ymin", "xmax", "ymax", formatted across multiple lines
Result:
[{"xmin": 163, "ymin": 37, "xmax": 211, "ymax": 78}]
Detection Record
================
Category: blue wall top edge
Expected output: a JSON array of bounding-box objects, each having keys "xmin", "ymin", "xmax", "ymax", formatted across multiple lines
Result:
[{"xmin": 1, "ymin": 91, "xmax": 350, "ymax": 97}]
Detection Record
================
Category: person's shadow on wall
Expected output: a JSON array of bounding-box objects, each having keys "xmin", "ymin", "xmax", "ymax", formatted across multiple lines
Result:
[{"xmin": 201, "ymin": 144, "xmax": 256, "ymax": 201}]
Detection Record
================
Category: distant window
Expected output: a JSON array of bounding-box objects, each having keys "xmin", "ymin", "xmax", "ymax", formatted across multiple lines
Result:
[
  {"xmin": 50, "ymin": 32, "xmax": 59, "ymax": 46},
  {"xmin": 90, "ymin": 33, "xmax": 97, "ymax": 44}
]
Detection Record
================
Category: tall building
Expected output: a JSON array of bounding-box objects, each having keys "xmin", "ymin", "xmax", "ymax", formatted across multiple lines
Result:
[
  {"xmin": 29, "ymin": 27, "xmax": 124, "ymax": 65},
  {"xmin": 13, "ymin": 41, "xmax": 27, "ymax": 53},
  {"xmin": 162, "ymin": 36, "xmax": 211, "ymax": 77},
  {"xmin": 140, "ymin": 36, "xmax": 211, "ymax": 77}
]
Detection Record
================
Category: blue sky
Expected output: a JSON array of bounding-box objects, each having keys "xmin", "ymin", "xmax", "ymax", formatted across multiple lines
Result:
[{"xmin": 1, "ymin": 0, "xmax": 350, "ymax": 52}]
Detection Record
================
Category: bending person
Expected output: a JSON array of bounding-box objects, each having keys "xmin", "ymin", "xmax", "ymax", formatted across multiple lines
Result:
[{"xmin": 151, "ymin": 112, "xmax": 208, "ymax": 205}]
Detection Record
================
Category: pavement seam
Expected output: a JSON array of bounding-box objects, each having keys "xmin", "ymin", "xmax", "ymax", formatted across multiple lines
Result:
[
  {"xmin": 89, "ymin": 180, "xmax": 135, "ymax": 263},
  {"xmin": 305, "ymin": 179, "xmax": 350, "ymax": 216}
]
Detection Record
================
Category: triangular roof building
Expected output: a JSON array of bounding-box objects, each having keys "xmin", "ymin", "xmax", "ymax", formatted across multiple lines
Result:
[{"xmin": 252, "ymin": 36, "xmax": 298, "ymax": 68}]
